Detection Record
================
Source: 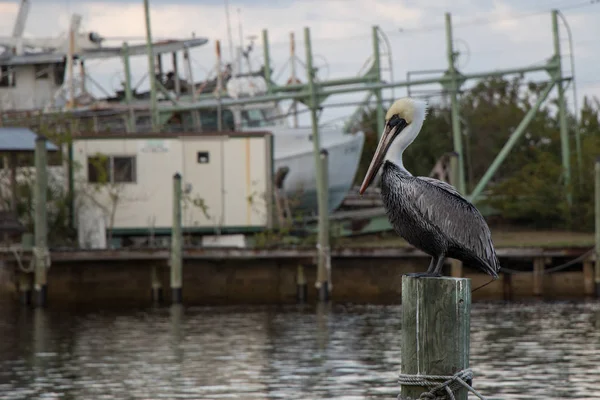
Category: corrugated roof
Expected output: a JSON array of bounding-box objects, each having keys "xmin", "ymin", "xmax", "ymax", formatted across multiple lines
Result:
[{"xmin": 0, "ymin": 127, "xmax": 59, "ymax": 152}]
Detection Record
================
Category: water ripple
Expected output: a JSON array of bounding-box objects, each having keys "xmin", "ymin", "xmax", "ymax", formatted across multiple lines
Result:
[{"xmin": 0, "ymin": 301, "xmax": 599, "ymax": 399}]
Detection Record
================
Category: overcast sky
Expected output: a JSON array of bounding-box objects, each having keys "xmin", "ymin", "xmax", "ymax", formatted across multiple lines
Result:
[{"xmin": 1, "ymin": 0, "xmax": 599, "ymax": 126}]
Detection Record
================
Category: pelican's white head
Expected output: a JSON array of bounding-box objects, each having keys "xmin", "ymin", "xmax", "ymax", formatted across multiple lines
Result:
[{"xmin": 358, "ymin": 98, "xmax": 428, "ymax": 194}]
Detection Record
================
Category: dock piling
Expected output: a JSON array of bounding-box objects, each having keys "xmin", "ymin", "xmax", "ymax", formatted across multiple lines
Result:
[
  {"xmin": 400, "ymin": 276, "xmax": 471, "ymax": 400},
  {"xmin": 317, "ymin": 150, "xmax": 330, "ymax": 302},
  {"xmin": 34, "ymin": 136, "xmax": 49, "ymax": 307},
  {"xmin": 304, "ymin": 27, "xmax": 331, "ymax": 303},
  {"xmin": 18, "ymin": 272, "xmax": 31, "ymax": 305},
  {"xmin": 296, "ymin": 264, "xmax": 307, "ymax": 303},
  {"xmin": 151, "ymin": 264, "xmax": 163, "ymax": 304},
  {"xmin": 533, "ymin": 257, "xmax": 545, "ymax": 296},
  {"xmin": 170, "ymin": 173, "xmax": 183, "ymax": 304},
  {"xmin": 449, "ymin": 152, "xmax": 463, "ymax": 278},
  {"xmin": 595, "ymin": 157, "xmax": 600, "ymax": 297}
]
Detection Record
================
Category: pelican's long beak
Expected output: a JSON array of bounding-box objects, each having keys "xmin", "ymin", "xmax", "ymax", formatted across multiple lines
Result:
[{"xmin": 358, "ymin": 120, "xmax": 406, "ymax": 194}]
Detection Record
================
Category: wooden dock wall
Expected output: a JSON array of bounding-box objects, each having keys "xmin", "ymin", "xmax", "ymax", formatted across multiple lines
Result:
[{"xmin": 0, "ymin": 246, "xmax": 595, "ymax": 306}]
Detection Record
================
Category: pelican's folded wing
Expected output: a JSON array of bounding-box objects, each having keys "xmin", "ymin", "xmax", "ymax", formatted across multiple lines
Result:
[{"xmin": 412, "ymin": 177, "xmax": 500, "ymax": 277}]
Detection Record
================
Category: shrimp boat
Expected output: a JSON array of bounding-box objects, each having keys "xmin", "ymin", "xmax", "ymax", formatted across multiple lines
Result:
[{"xmin": 0, "ymin": 3, "xmax": 365, "ymax": 219}]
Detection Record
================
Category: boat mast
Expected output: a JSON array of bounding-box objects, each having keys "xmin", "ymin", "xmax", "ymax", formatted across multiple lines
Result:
[
  {"xmin": 223, "ymin": 0, "xmax": 235, "ymax": 64},
  {"xmin": 237, "ymin": 8, "xmax": 243, "ymax": 75}
]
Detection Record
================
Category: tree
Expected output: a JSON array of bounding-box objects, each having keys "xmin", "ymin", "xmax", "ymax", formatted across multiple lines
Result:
[{"xmin": 354, "ymin": 76, "xmax": 600, "ymax": 232}]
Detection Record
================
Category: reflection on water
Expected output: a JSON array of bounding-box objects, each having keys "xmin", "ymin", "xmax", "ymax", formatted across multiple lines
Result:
[{"xmin": 0, "ymin": 301, "xmax": 599, "ymax": 399}]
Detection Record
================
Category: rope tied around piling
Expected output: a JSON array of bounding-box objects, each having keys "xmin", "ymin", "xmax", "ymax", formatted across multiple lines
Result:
[
  {"xmin": 9, "ymin": 245, "xmax": 51, "ymax": 273},
  {"xmin": 397, "ymin": 369, "xmax": 488, "ymax": 400},
  {"xmin": 33, "ymin": 246, "xmax": 51, "ymax": 269},
  {"xmin": 315, "ymin": 243, "xmax": 331, "ymax": 267}
]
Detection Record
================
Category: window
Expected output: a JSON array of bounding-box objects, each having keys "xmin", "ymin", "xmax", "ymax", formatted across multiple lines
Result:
[
  {"xmin": 113, "ymin": 157, "xmax": 136, "ymax": 183},
  {"xmin": 87, "ymin": 156, "xmax": 110, "ymax": 183},
  {"xmin": 34, "ymin": 64, "xmax": 49, "ymax": 80},
  {"xmin": 87, "ymin": 155, "xmax": 136, "ymax": 184},
  {"xmin": 0, "ymin": 66, "xmax": 16, "ymax": 87},
  {"xmin": 241, "ymin": 109, "xmax": 269, "ymax": 128},
  {"xmin": 197, "ymin": 151, "xmax": 209, "ymax": 164},
  {"xmin": 197, "ymin": 109, "xmax": 235, "ymax": 131}
]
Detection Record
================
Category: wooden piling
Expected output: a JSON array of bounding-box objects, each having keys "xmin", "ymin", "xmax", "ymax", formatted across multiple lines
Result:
[
  {"xmin": 450, "ymin": 259, "xmax": 463, "ymax": 278},
  {"xmin": 151, "ymin": 264, "xmax": 163, "ymax": 304},
  {"xmin": 533, "ymin": 257, "xmax": 545, "ymax": 296},
  {"xmin": 34, "ymin": 136, "xmax": 48, "ymax": 307},
  {"xmin": 316, "ymin": 150, "xmax": 330, "ymax": 302},
  {"xmin": 296, "ymin": 264, "xmax": 307, "ymax": 303},
  {"xmin": 503, "ymin": 272, "xmax": 512, "ymax": 301},
  {"xmin": 18, "ymin": 271, "xmax": 31, "ymax": 305},
  {"xmin": 401, "ymin": 276, "xmax": 471, "ymax": 400},
  {"xmin": 449, "ymin": 154, "xmax": 464, "ymax": 279},
  {"xmin": 584, "ymin": 260, "xmax": 595, "ymax": 296},
  {"xmin": 170, "ymin": 173, "xmax": 183, "ymax": 304},
  {"xmin": 595, "ymin": 157, "xmax": 600, "ymax": 297}
]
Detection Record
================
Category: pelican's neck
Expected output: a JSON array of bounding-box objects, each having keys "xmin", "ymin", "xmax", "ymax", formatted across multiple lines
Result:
[{"xmin": 384, "ymin": 101, "xmax": 427, "ymax": 175}]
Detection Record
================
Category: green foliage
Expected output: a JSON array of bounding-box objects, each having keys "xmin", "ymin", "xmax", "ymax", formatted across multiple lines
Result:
[
  {"xmin": 357, "ymin": 76, "xmax": 600, "ymax": 231},
  {"xmin": 0, "ymin": 167, "xmax": 76, "ymax": 246}
]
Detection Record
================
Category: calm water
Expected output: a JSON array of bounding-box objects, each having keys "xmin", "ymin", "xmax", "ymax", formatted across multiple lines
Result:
[{"xmin": 1, "ymin": 301, "xmax": 600, "ymax": 400}]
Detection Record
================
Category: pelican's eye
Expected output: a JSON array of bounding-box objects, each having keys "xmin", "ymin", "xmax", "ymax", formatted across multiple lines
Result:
[{"xmin": 388, "ymin": 114, "xmax": 407, "ymax": 128}]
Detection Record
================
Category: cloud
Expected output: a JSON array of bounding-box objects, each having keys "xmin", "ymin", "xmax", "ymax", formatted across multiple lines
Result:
[{"xmin": 0, "ymin": 0, "xmax": 599, "ymax": 123}]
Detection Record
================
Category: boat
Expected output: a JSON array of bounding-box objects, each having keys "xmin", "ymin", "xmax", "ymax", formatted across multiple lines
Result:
[{"xmin": 0, "ymin": 3, "xmax": 365, "ymax": 221}]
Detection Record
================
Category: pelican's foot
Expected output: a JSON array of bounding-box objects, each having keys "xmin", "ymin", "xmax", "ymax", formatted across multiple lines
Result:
[{"xmin": 403, "ymin": 272, "xmax": 442, "ymax": 279}]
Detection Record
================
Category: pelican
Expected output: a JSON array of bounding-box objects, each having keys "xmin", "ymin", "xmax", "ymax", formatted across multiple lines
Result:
[{"xmin": 359, "ymin": 98, "xmax": 500, "ymax": 279}]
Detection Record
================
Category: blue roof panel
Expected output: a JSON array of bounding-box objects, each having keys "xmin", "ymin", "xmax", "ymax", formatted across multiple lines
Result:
[{"xmin": 0, "ymin": 127, "xmax": 59, "ymax": 152}]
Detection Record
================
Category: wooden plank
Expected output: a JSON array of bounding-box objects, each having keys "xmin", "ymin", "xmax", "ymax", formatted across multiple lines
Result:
[
  {"xmin": 583, "ymin": 260, "xmax": 595, "ymax": 296},
  {"xmin": 533, "ymin": 257, "xmax": 545, "ymax": 296},
  {"xmin": 401, "ymin": 276, "xmax": 471, "ymax": 400},
  {"xmin": 0, "ymin": 246, "xmax": 591, "ymax": 263},
  {"xmin": 451, "ymin": 259, "xmax": 463, "ymax": 278}
]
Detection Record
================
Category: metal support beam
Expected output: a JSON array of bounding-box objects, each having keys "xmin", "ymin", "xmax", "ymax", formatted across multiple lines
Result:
[
  {"xmin": 290, "ymin": 32, "xmax": 299, "ymax": 128},
  {"xmin": 273, "ymin": 75, "xmax": 376, "ymax": 93},
  {"xmin": 262, "ymin": 29, "xmax": 272, "ymax": 93},
  {"xmin": 121, "ymin": 42, "xmax": 136, "ymax": 133},
  {"xmin": 446, "ymin": 13, "xmax": 466, "ymax": 194},
  {"xmin": 160, "ymin": 62, "xmax": 558, "ymax": 115},
  {"xmin": 172, "ymin": 52, "xmax": 181, "ymax": 97},
  {"xmin": 557, "ymin": 10, "xmax": 582, "ymax": 178},
  {"xmin": 552, "ymin": 9, "xmax": 572, "ymax": 206},
  {"xmin": 183, "ymin": 49, "xmax": 201, "ymax": 129},
  {"xmin": 143, "ymin": 0, "xmax": 159, "ymax": 131},
  {"xmin": 469, "ymin": 80, "xmax": 556, "ymax": 203},
  {"xmin": 372, "ymin": 26, "xmax": 384, "ymax": 138}
]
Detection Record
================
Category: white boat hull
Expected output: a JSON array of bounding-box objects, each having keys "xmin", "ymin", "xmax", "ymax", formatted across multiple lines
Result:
[{"xmin": 270, "ymin": 127, "xmax": 365, "ymax": 215}]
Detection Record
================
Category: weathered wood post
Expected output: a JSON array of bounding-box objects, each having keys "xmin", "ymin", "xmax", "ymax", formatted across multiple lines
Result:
[
  {"xmin": 151, "ymin": 264, "xmax": 163, "ymax": 304},
  {"xmin": 595, "ymin": 157, "xmax": 600, "ymax": 297},
  {"xmin": 316, "ymin": 149, "xmax": 330, "ymax": 302},
  {"xmin": 18, "ymin": 272, "xmax": 31, "ymax": 305},
  {"xmin": 533, "ymin": 257, "xmax": 545, "ymax": 296},
  {"xmin": 34, "ymin": 135, "xmax": 49, "ymax": 307},
  {"xmin": 296, "ymin": 264, "xmax": 307, "ymax": 303},
  {"xmin": 448, "ymin": 152, "xmax": 463, "ymax": 278},
  {"xmin": 400, "ymin": 276, "xmax": 472, "ymax": 400},
  {"xmin": 170, "ymin": 173, "xmax": 183, "ymax": 304}
]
